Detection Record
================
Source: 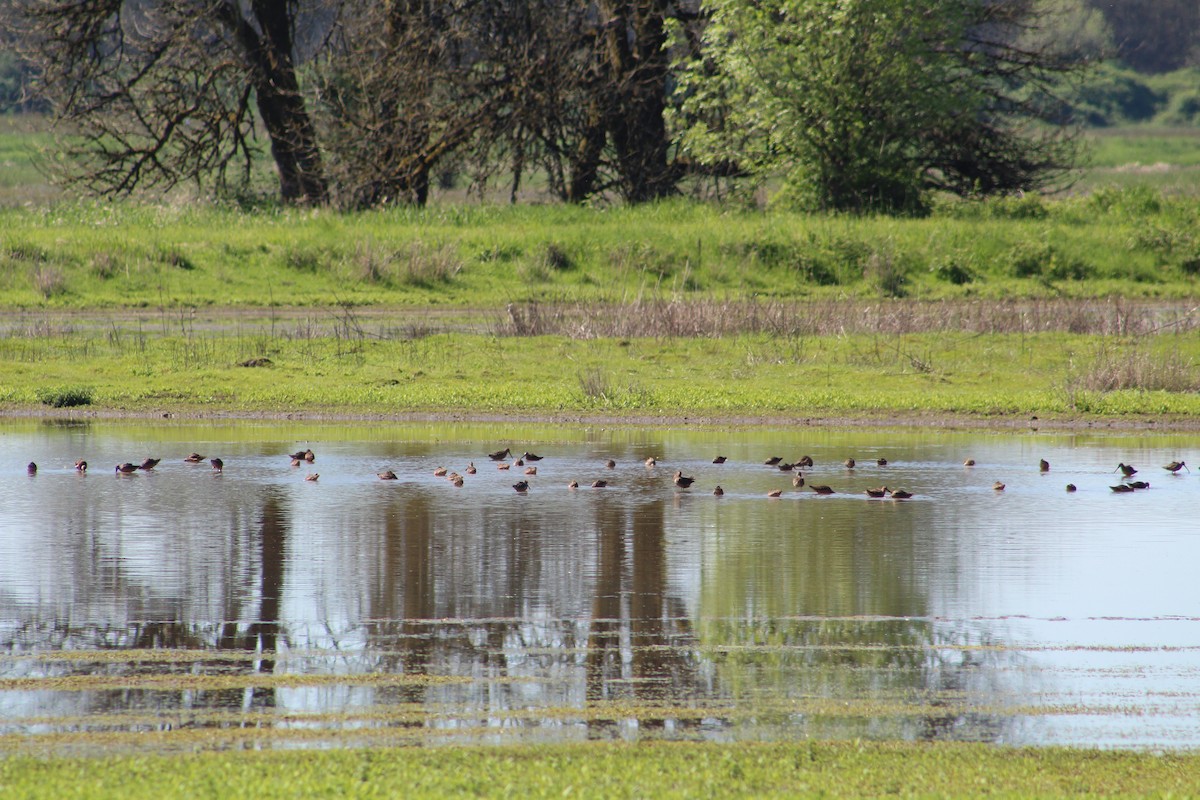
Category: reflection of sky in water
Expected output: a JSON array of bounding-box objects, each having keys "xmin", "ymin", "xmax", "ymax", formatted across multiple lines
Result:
[{"xmin": 1, "ymin": 420, "xmax": 1198, "ymax": 749}]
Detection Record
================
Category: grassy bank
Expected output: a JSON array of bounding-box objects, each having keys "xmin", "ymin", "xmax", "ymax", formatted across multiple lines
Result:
[
  {"xmin": 3, "ymin": 741, "xmax": 1198, "ymax": 798},
  {"xmin": 4, "ymin": 328, "xmax": 1199, "ymax": 421},
  {"xmin": 1, "ymin": 190, "xmax": 1199, "ymax": 310}
]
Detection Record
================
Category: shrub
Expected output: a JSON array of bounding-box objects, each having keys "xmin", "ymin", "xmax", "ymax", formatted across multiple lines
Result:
[{"xmin": 36, "ymin": 385, "xmax": 94, "ymax": 408}]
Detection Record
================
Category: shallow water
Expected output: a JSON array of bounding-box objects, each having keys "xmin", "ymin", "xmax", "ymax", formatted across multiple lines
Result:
[{"xmin": 1, "ymin": 419, "xmax": 1198, "ymax": 752}]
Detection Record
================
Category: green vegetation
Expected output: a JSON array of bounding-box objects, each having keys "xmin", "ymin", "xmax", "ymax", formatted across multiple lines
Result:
[
  {"xmin": 1, "ymin": 189, "xmax": 1200, "ymax": 309},
  {"xmin": 2, "ymin": 328, "xmax": 1198, "ymax": 420},
  {"xmin": 2, "ymin": 741, "xmax": 1199, "ymax": 799}
]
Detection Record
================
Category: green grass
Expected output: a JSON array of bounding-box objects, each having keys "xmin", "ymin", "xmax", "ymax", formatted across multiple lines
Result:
[
  {"xmin": 2, "ymin": 741, "xmax": 1198, "ymax": 799},
  {"xmin": 1, "ymin": 191, "xmax": 1200, "ymax": 309},
  {"xmin": 2, "ymin": 330, "xmax": 1198, "ymax": 420}
]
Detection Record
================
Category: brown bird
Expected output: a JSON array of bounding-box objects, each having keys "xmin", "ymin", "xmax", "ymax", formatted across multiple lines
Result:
[
  {"xmin": 673, "ymin": 470, "xmax": 696, "ymax": 489},
  {"xmin": 305, "ymin": 473, "xmax": 319, "ymax": 482},
  {"xmin": 1066, "ymin": 484, "xmax": 1077, "ymax": 492},
  {"xmin": 512, "ymin": 480, "xmax": 529, "ymax": 493},
  {"xmin": 433, "ymin": 466, "xmax": 448, "ymax": 477},
  {"xmin": 605, "ymin": 459, "xmax": 616, "ymax": 469},
  {"xmin": 591, "ymin": 480, "xmax": 607, "ymax": 488},
  {"xmin": 184, "ymin": 453, "xmax": 205, "ymax": 463},
  {"xmin": 792, "ymin": 474, "xmax": 805, "ymax": 488},
  {"xmin": 811, "ymin": 485, "xmax": 835, "ymax": 495},
  {"xmin": 114, "ymin": 462, "xmax": 138, "ymax": 474},
  {"xmin": 465, "ymin": 462, "xmax": 477, "ymax": 474},
  {"xmin": 1164, "ymin": 460, "xmax": 1189, "ymax": 474},
  {"xmin": 767, "ymin": 489, "xmax": 783, "ymax": 498},
  {"xmin": 139, "ymin": 458, "xmax": 160, "ymax": 470},
  {"xmin": 1110, "ymin": 484, "xmax": 1135, "ymax": 493},
  {"xmin": 864, "ymin": 487, "xmax": 890, "ymax": 498},
  {"xmin": 1127, "ymin": 480, "xmax": 1150, "ymax": 490},
  {"xmin": 890, "ymin": 489, "xmax": 913, "ymax": 500},
  {"xmin": 488, "ymin": 447, "xmax": 512, "ymax": 461},
  {"xmin": 764, "ymin": 457, "xmax": 783, "ymax": 466},
  {"xmin": 963, "ymin": 458, "xmax": 976, "ymax": 467},
  {"xmin": 497, "ymin": 462, "xmax": 511, "ymax": 470},
  {"xmin": 568, "ymin": 480, "xmax": 579, "ymax": 489},
  {"xmin": 713, "ymin": 456, "xmax": 727, "ymax": 464},
  {"xmin": 288, "ymin": 450, "xmax": 307, "ymax": 460},
  {"xmin": 876, "ymin": 458, "xmax": 888, "ymax": 466},
  {"xmin": 1039, "ymin": 459, "xmax": 1050, "ymax": 472},
  {"xmin": 288, "ymin": 449, "xmax": 315, "ymax": 462},
  {"xmin": 26, "ymin": 462, "xmax": 37, "ymax": 475},
  {"xmin": 304, "ymin": 449, "xmax": 315, "ymax": 462},
  {"xmin": 797, "ymin": 456, "xmax": 814, "ymax": 467},
  {"xmin": 290, "ymin": 457, "xmax": 302, "ymax": 467},
  {"xmin": 844, "ymin": 458, "xmax": 856, "ymax": 469},
  {"xmin": 644, "ymin": 457, "xmax": 657, "ymax": 468},
  {"xmin": 513, "ymin": 458, "xmax": 525, "ymax": 467},
  {"xmin": 210, "ymin": 458, "xmax": 224, "ymax": 472},
  {"xmin": 525, "ymin": 466, "xmax": 538, "ymax": 475},
  {"xmin": 777, "ymin": 462, "xmax": 795, "ymax": 471},
  {"xmin": 451, "ymin": 475, "xmax": 464, "ymax": 487},
  {"xmin": 1115, "ymin": 463, "xmax": 1137, "ymax": 477},
  {"xmin": 378, "ymin": 470, "xmax": 398, "ymax": 480},
  {"xmin": 522, "ymin": 452, "xmax": 544, "ymax": 462},
  {"xmin": 993, "ymin": 481, "xmax": 1006, "ymax": 491},
  {"xmin": 713, "ymin": 485, "xmax": 724, "ymax": 496},
  {"xmin": 74, "ymin": 459, "xmax": 88, "ymax": 472}
]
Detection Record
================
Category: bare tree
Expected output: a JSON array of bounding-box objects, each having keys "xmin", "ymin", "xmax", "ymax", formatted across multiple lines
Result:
[{"xmin": 8, "ymin": 0, "xmax": 328, "ymax": 203}]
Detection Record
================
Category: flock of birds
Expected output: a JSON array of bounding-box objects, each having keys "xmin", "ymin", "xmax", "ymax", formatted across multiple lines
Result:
[{"xmin": 21, "ymin": 449, "xmax": 1188, "ymax": 498}]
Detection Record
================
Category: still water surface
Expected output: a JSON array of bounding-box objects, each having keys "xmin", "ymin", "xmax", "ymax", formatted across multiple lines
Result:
[{"xmin": 1, "ymin": 420, "xmax": 1198, "ymax": 752}]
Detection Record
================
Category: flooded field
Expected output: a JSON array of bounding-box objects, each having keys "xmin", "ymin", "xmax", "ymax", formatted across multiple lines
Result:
[{"xmin": 1, "ymin": 419, "xmax": 1198, "ymax": 754}]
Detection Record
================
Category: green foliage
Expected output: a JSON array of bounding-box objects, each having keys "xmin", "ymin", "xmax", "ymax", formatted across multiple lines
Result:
[
  {"xmin": 34, "ymin": 385, "xmax": 94, "ymax": 408},
  {"xmin": 673, "ymin": 0, "xmax": 1085, "ymax": 213}
]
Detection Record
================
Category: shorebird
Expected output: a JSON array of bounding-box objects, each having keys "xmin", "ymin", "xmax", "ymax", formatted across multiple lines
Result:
[
  {"xmin": 524, "ymin": 466, "xmax": 538, "ymax": 475},
  {"xmin": 522, "ymin": 452, "xmax": 543, "ymax": 461},
  {"xmin": 513, "ymin": 458, "xmax": 524, "ymax": 467},
  {"xmin": 993, "ymin": 481, "xmax": 1006, "ymax": 491},
  {"xmin": 433, "ymin": 466, "xmax": 448, "ymax": 477},
  {"xmin": 1066, "ymin": 484, "xmax": 1077, "ymax": 492},
  {"xmin": 673, "ymin": 471, "xmax": 696, "ymax": 489},
  {"xmin": 74, "ymin": 459, "xmax": 88, "ymax": 472},
  {"xmin": 288, "ymin": 449, "xmax": 315, "ymax": 462},
  {"xmin": 26, "ymin": 462, "xmax": 36, "ymax": 475},
  {"xmin": 890, "ymin": 489, "xmax": 913, "ymax": 499},
  {"xmin": 767, "ymin": 489, "xmax": 783, "ymax": 498},
  {"xmin": 568, "ymin": 480, "xmax": 579, "ymax": 489},
  {"xmin": 451, "ymin": 475, "xmax": 464, "ymax": 487},
  {"xmin": 488, "ymin": 447, "xmax": 511, "ymax": 461},
  {"xmin": 712, "ymin": 456, "xmax": 727, "ymax": 464},
  {"xmin": 606, "ymin": 460, "xmax": 616, "ymax": 469},
  {"xmin": 1164, "ymin": 460, "xmax": 1189, "ymax": 473},
  {"xmin": 591, "ymin": 480, "xmax": 607, "ymax": 488},
  {"xmin": 210, "ymin": 458, "xmax": 224, "ymax": 472},
  {"xmin": 378, "ymin": 470, "xmax": 398, "ymax": 480},
  {"xmin": 184, "ymin": 453, "xmax": 204, "ymax": 463},
  {"xmin": 1115, "ymin": 463, "xmax": 1137, "ymax": 477},
  {"xmin": 797, "ymin": 456, "xmax": 814, "ymax": 467},
  {"xmin": 810, "ymin": 485, "xmax": 835, "ymax": 495},
  {"xmin": 497, "ymin": 462, "xmax": 511, "ymax": 470},
  {"xmin": 777, "ymin": 462, "xmax": 795, "ymax": 471},
  {"xmin": 876, "ymin": 458, "xmax": 888, "ymax": 466},
  {"xmin": 304, "ymin": 473, "xmax": 319, "ymax": 482},
  {"xmin": 465, "ymin": 462, "xmax": 477, "ymax": 474},
  {"xmin": 713, "ymin": 486, "xmax": 724, "ymax": 496},
  {"xmin": 1110, "ymin": 484, "xmax": 1135, "ymax": 493},
  {"xmin": 115, "ymin": 462, "xmax": 138, "ymax": 474},
  {"xmin": 864, "ymin": 487, "xmax": 890, "ymax": 498},
  {"xmin": 644, "ymin": 457, "xmax": 657, "ymax": 468},
  {"xmin": 139, "ymin": 458, "xmax": 160, "ymax": 470},
  {"xmin": 290, "ymin": 457, "xmax": 302, "ymax": 467},
  {"xmin": 1039, "ymin": 459, "xmax": 1049, "ymax": 472},
  {"xmin": 844, "ymin": 458, "xmax": 856, "ymax": 469},
  {"xmin": 764, "ymin": 457, "xmax": 782, "ymax": 466},
  {"xmin": 963, "ymin": 458, "xmax": 975, "ymax": 467},
  {"xmin": 1127, "ymin": 480, "xmax": 1150, "ymax": 490},
  {"xmin": 792, "ymin": 474, "xmax": 805, "ymax": 488},
  {"xmin": 512, "ymin": 480, "xmax": 529, "ymax": 493}
]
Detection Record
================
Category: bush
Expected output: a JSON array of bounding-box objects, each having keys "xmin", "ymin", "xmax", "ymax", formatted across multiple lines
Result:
[{"xmin": 36, "ymin": 386, "xmax": 94, "ymax": 408}]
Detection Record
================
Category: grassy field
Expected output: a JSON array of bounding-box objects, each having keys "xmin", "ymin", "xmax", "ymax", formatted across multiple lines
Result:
[{"xmin": 3, "ymin": 741, "xmax": 1199, "ymax": 799}]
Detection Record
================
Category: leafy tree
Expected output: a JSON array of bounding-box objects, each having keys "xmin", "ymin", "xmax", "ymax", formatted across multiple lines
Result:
[
  {"xmin": 1084, "ymin": 0, "xmax": 1200, "ymax": 74},
  {"xmin": 673, "ymin": 0, "xmax": 1089, "ymax": 213}
]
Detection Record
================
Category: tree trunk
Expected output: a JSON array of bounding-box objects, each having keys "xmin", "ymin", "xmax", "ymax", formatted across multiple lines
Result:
[{"xmin": 227, "ymin": 0, "xmax": 329, "ymax": 204}]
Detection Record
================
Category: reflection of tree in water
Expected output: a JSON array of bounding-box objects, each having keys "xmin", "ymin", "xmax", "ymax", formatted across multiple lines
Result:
[
  {"xmin": 0, "ymin": 488, "xmax": 288, "ymax": 720},
  {"xmin": 697, "ymin": 502, "xmax": 1023, "ymax": 743}
]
